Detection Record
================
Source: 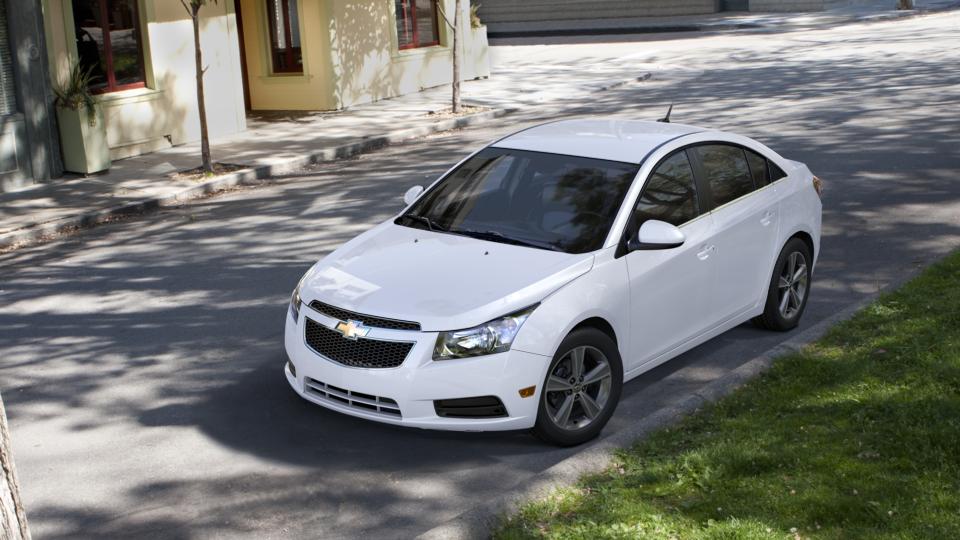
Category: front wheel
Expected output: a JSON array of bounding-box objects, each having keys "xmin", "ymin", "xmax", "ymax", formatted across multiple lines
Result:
[
  {"xmin": 754, "ymin": 238, "xmax": 813, "ymax": 331},
  {"xmin": 532, "ymin": 328, "xmax": 623, "ymax": 446}
]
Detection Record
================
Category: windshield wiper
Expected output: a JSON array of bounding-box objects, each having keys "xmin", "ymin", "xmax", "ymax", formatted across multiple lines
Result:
[
  {"xmin": 450, "ymin": 228, "xmax": 564, "ymax": 252},
  {"xmin": 401, "ymin": 213, "xmax": 446, "ymax": 232}
]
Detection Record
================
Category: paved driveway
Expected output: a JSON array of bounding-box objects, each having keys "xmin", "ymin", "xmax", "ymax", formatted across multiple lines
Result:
[{"xmin": 2, "ymin": 13, "xmax": 959, "ymax": 539}]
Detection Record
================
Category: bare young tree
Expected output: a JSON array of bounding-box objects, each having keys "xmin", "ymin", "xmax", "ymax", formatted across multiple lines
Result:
[
  {"xmin": 437, "ymin": 0, "xmax": 463, "ymax": 113},
  {"xmin": 180, "ymin": 0, "xmax": 218, "ymax": 173},
  {"xmin": 1, "ymin": 393, "xmax": 30, "ymax": 540}
]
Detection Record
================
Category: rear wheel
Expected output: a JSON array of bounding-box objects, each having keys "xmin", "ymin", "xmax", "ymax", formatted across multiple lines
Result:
[
  {"xmin": 754, "ymin": 238, "xmax": 813, "ymax": 331},
  {"xmin": 533, "ymin": 328, "xmax": 623, "ymax": 446}
]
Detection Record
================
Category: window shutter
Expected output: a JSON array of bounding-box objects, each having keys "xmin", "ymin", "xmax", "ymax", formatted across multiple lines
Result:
[{"xmin": 0, "ymin": 0, "xmax": 17, "ymax": 116}]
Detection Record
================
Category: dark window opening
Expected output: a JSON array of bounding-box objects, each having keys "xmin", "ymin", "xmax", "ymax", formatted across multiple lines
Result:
[
  {"xmin": 0, "ymin": 1, "xmax": 15, "ymax": 116},
  {"xmin": 267, "ymin": 0, "xmax": 302, "ymax": 73},
  {"xmin": 395, "ymin": 0, "xmax": 440, "ymax": 50},
  {"xmin": 72, "ymin": 0, "xmax": 146, "ymax": 93}
]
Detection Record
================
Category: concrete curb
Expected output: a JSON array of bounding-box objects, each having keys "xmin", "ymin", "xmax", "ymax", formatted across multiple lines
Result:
[
  {"xmin": 0, "ymin": 107, "xmax": 516, "ymax": 252},
  {"xmin": 416, "ymin": 293, "xmax": 885, "ymax": 540}
]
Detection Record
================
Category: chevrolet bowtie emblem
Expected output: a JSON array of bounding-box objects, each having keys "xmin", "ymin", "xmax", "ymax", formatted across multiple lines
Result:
[{"xmin": 334, "ymin": 319, "xmax": 370, "ymax": 340}]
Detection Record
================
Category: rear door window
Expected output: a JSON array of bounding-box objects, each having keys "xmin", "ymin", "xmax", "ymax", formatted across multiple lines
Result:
[
  {"xmin": 744, "ymin": 149, "xmax": 769, "ymax": 188},
  {"xmin": 695, "ymin": 144, "xmax": 755, "ymax": 207}
]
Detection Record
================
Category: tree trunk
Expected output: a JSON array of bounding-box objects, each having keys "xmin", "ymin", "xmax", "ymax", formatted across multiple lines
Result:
[
  {"xmin": 191, "ymin": 5, "xmax": 213, "ymax": 173},
  {"xmin": 898, "ymin": 0, "xmax": 914, "ymax": 8},
  {"xmin": 452, "ymin": 0, "xmax": 461, "ymax": 114},
  {"xmin": 0, "ymin": 393, "xmax": 30, "ymax": 540}
]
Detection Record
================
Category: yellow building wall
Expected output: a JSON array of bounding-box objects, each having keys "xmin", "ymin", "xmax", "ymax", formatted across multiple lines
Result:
[
  {"xmin": 238, "ymin": 0, "xmax": 338, "ymax": 110},
  {"xmin": 329, "ymin": 0, "xmax": 490, "ymax": 109},
  {"xmin": 43, "ymin": 0, "xmax": 247, "ymax": 160},
  {"xmin": 241, "ymin": 0, "xmax": 491, "ymax": 111}
]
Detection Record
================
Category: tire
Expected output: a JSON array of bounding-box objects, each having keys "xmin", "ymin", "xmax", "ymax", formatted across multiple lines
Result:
[
  {"xmin": 532, "ymin": 327, "xmax": 623, "ymax": 447},
  {"xmin": 753, "ymin": 238, "xmax": 813, "ymax": 331}
]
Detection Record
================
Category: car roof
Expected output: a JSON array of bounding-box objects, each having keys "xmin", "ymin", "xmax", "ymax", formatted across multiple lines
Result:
[{"xmin": 491, "ymin": 118, "xmax": 704, "ymax": 165}]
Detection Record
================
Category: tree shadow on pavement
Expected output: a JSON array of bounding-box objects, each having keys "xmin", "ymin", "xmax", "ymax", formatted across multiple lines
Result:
[{"xmin": 2, "ymin": 19, "xmax": 960, "ymax": 538}]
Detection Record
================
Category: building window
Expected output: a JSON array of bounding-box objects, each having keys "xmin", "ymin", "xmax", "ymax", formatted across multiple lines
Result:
[
  {"xmin": 266, "ymin": 0, "xmax": 302, "ymax": 73},
  {"xmin": 72, "ymin": 0, "xmax": 146, "ymax": 93},
  {"xmin": 0, "ymin": 0, "xmax": 16, "ymax": 116},
  {"xmin": 395, "ymin": 0, "xmax": 440, "ymax": 50}
]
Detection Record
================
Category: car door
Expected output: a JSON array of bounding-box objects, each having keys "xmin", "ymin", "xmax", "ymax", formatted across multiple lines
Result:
[
  {"xmin": 625, "ymin": 149, "xmax": 718, "ymax": 370},
  {"xmin": 691, "ymin": 144, "xmax": 781, "ymax": 322}
]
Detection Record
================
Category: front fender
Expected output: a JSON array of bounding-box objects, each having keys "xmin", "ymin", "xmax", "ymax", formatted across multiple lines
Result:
[{"xmin": 512, "ymin": 247, "xmax": 630, "ymax": 361}]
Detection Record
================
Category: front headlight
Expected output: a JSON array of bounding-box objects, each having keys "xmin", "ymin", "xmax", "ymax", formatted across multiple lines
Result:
[
  {"xmin": 289, "ymin": 281, "xmax": 303, "ymax": 322},
  {"xmin": 433, "ymin": 305, "xmax": 538, "ymax": 360}
]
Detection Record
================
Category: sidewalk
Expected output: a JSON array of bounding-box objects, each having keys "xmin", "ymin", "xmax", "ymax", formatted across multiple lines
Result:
[
  {"xmin": 0, "ymin": 93, "xmax": 513, "ymax": 251},
  {"xmin": 0, "ymin": 37, "xmax": 664, "ymax": 251},
  {"xmin": 2, "ymin": 0, "xmax": 957, "ymax": 251}
]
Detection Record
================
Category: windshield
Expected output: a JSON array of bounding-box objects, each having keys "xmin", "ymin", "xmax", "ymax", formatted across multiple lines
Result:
[{"xmin": 396, "ymin": 148, "xmax": 639, "ymax": 254}]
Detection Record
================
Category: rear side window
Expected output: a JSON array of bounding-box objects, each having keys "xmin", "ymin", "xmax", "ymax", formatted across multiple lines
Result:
[
  {"xmin": 633, "ymin": 150, "xmax": 699, "ymax": 227},
  {"xmin": 745, "ymin": 149, "xmax": 769, "ymax": 188},
  {"xmin": 695, "ymin": 144, "xmax": 754, "ymax": 207},
  {"xmin": 769, "ymin": 161, "xmax": 787, "ymax": 181}
]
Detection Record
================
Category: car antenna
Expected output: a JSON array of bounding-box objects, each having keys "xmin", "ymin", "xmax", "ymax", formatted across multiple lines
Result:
[{"xmin": 657, "ymin": 103, "xmax": 674, "ymax": 123}]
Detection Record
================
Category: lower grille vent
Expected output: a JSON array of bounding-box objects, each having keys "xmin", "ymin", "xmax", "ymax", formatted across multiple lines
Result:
[
  {"xmin": 305, "ymin": 378, "xmax": 402, "ymax": 417},
  {"xmin": 434, "ymin": 396, "xmax": 508, "ymax": 419}
]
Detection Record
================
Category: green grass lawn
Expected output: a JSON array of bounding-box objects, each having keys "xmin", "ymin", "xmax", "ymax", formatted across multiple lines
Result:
[{"xmin": 497, "ymin": 251, "xmax": 960, "ymax": 540}]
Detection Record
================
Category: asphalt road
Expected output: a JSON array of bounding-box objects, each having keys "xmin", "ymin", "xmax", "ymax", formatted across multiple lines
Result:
[{"xmin": 2, "ymin": 13, "xmax": 959, "ymax": 539}]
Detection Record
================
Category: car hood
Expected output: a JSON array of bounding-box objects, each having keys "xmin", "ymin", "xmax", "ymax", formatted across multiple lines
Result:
[{"xmin": 301, "ymin": 222, "xmax": 594, "ymax": 331}]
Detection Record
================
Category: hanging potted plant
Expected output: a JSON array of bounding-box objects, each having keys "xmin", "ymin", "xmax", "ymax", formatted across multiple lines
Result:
[{"xmin": 54, "ymin": 64, "xmax": 111, "ymax": 174}]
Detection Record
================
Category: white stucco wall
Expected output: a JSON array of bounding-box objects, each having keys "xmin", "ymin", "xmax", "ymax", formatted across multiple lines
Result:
[{"xmin": 43, "ymin": 0, "xmax": 247, "ymax": 160}]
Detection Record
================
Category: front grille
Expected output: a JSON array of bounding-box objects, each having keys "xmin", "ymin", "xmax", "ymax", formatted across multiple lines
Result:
[
  {"xmin": 305, "ymin": 377, "xmax": 402, "ymax": 417},
  {"xmin": 309, "ymin": 300, "xmax": 421, "ymax": 331},
  {"xmin": 434, "ymin": 396, "xmax": 508, "ymax": 419},
  {"xmin": 304, "ymin": 318, "xmax": 413, "ymax": 369}
]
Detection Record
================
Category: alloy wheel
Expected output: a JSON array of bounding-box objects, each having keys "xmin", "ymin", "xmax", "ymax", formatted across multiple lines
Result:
[
  {"xmin": 777, "ymin": 251, "xmax": 808, "ymax": 319},
  {"xmin": 544, "ymin": 345, "xmax": 613, "ymax": 431}
]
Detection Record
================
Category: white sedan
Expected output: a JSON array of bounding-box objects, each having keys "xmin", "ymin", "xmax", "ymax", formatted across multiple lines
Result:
[{"xmin": 284, "ymin": 119, "xmax": 822, "ymax": 446}]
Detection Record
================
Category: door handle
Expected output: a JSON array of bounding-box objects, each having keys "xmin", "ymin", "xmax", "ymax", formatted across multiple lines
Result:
[
  {"xmin": 760, "ymin": 211, "xmax": 775, "ymax": 227},
  {"xmin": 697, "ymin": 245, "xmax": 715, "ymax": 260}
]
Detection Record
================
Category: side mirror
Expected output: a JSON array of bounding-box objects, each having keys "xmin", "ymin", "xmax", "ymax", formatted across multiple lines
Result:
[
  {"xmin": 403, "ymin": 185, "xmax": 424, "ymax": 206},
  {"xmin": 630, "ymin": 220, "xmax": 685, "ymax": 251}
]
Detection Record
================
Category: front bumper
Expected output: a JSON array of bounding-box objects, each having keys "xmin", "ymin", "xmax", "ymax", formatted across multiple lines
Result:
[{"xmin": 283, "ymin": 303, "xmax": 551, "ymax": 431}]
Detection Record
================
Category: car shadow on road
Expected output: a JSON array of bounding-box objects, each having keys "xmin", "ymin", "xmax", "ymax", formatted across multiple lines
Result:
[
  {"xmin": 138, "ymin": 352, "xmax": 547, "ymax": 469},
  {"xmin": 4, "ymin": 22, "xmax": 960, "ymax": 536}
]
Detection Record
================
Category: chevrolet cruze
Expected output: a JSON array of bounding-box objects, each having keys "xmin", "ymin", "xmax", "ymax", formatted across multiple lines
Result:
[{"xmin": 284, "ymin": 119, "xmax": 822, "ymax": 446}]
